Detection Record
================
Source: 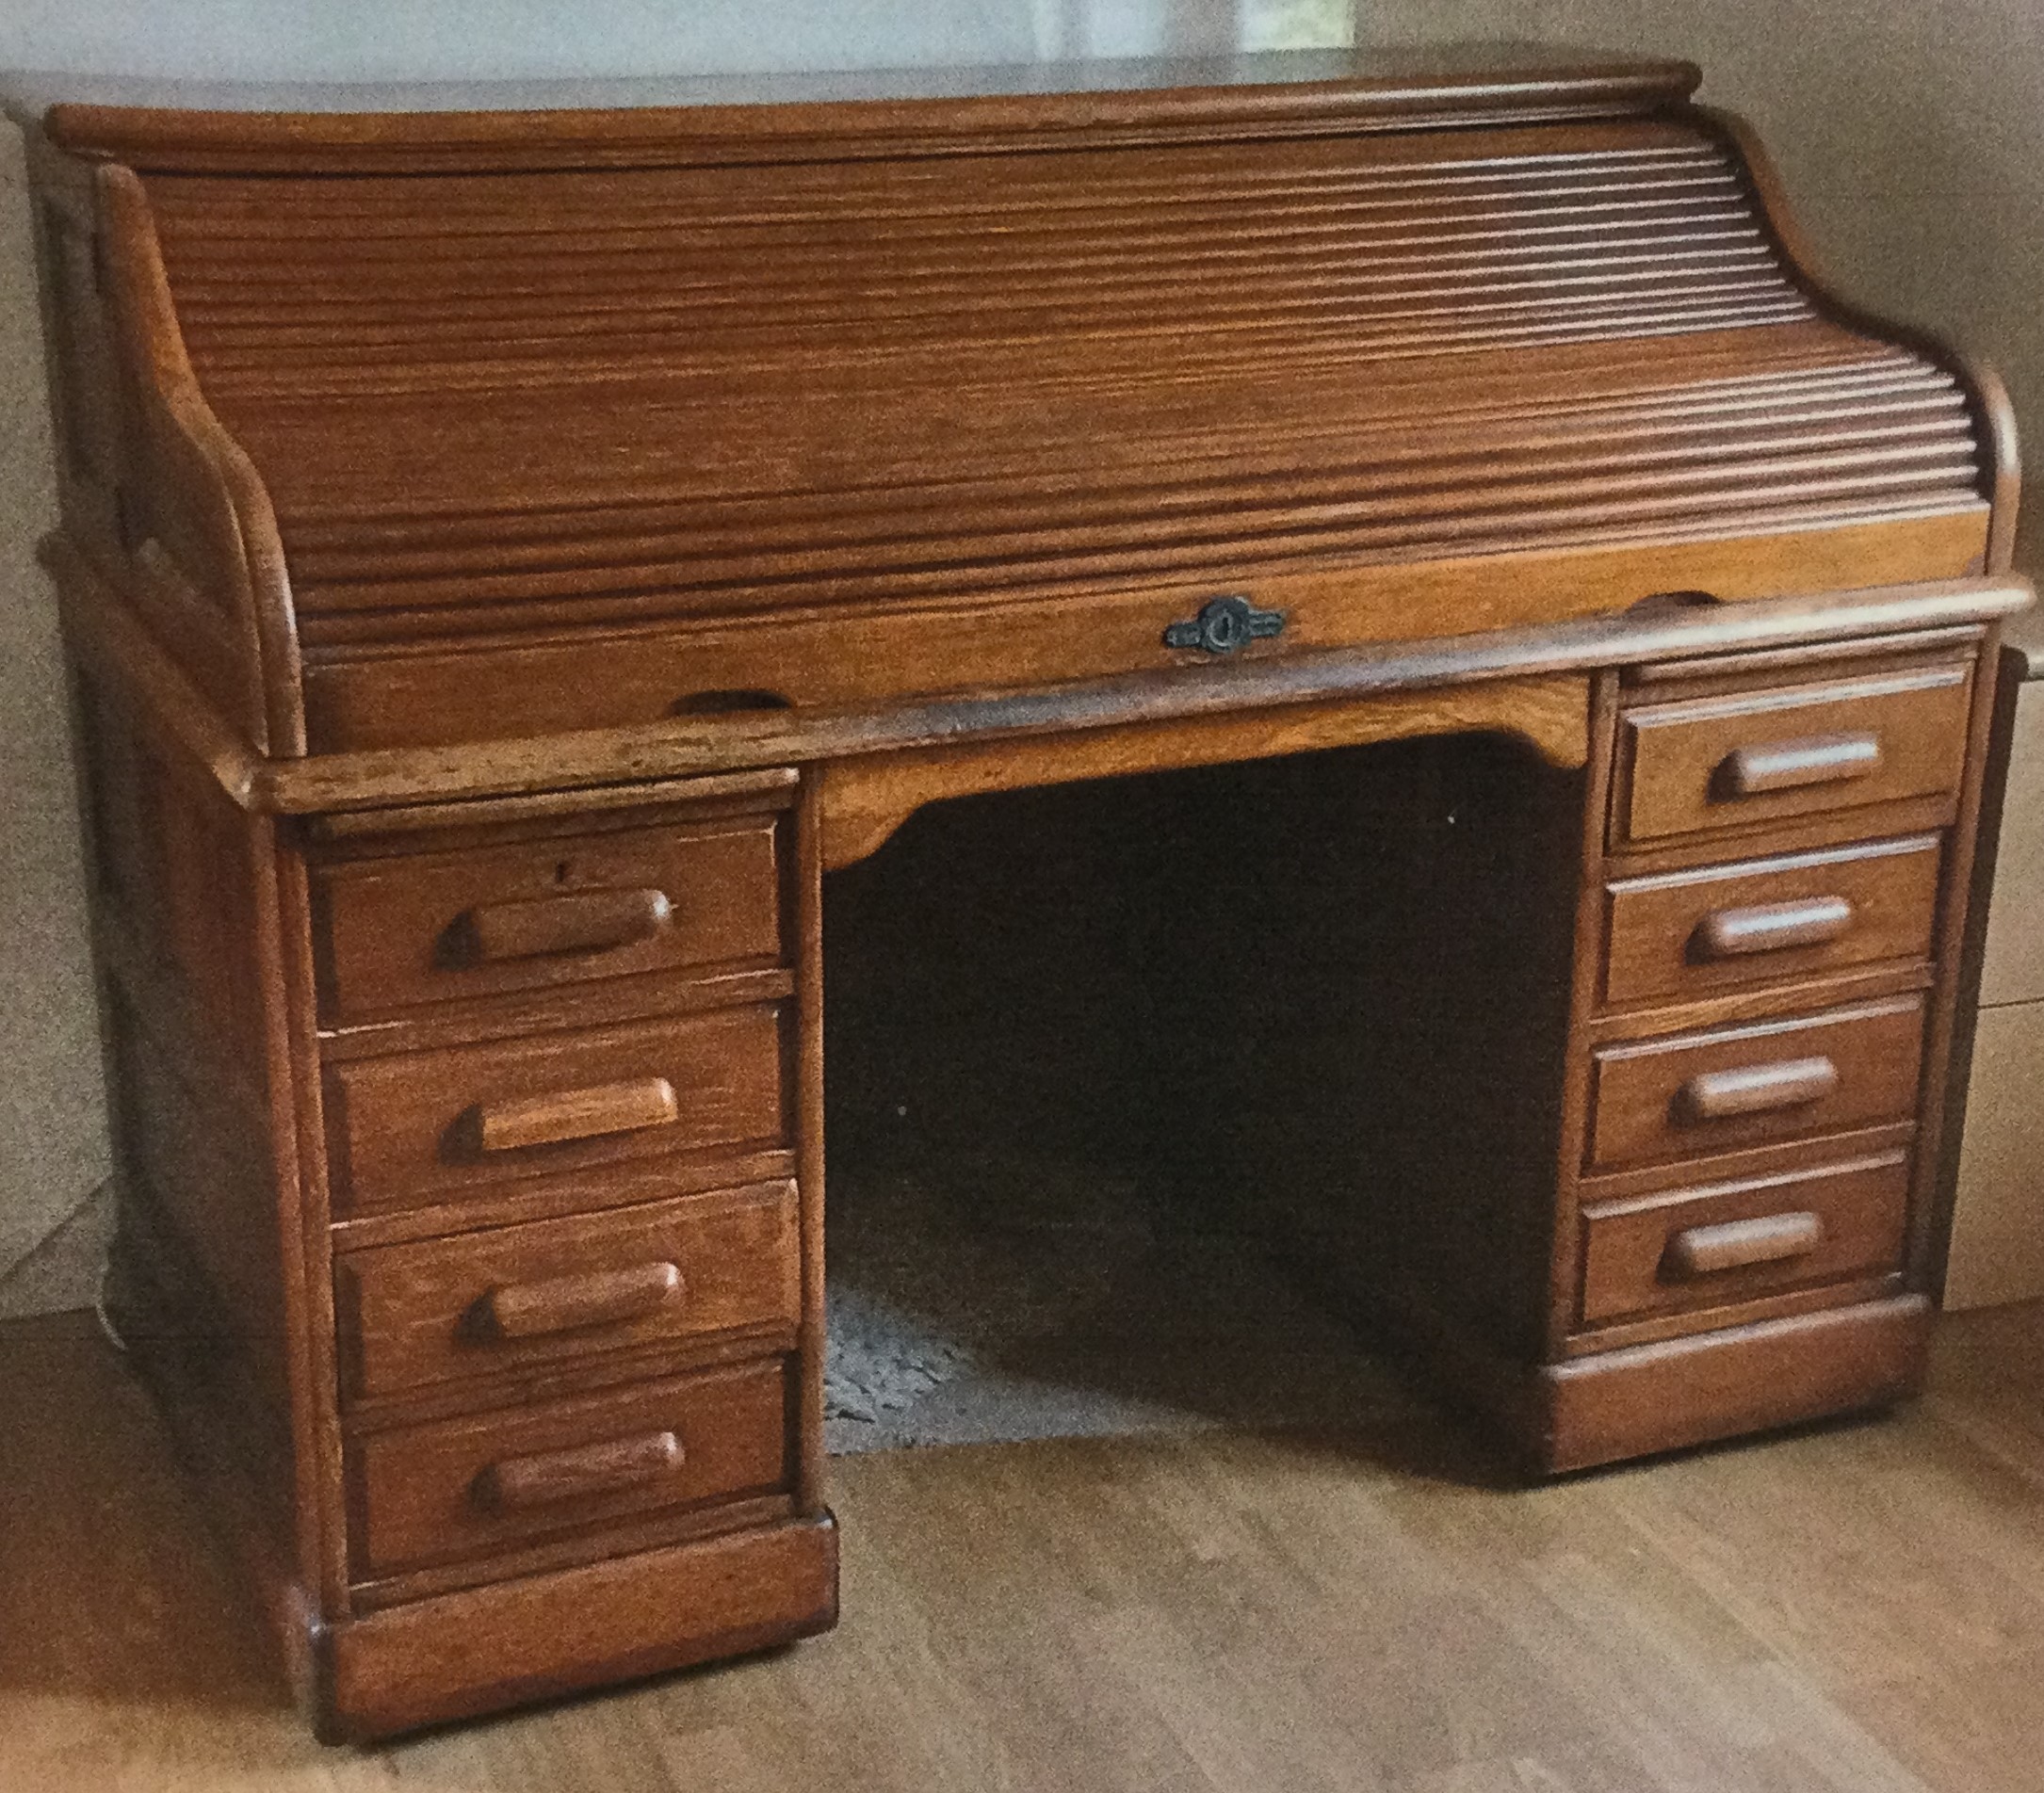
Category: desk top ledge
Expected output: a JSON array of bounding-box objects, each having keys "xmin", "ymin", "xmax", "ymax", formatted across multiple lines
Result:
[
  {"xmin": 4, "ymin": 47, "xmax": 1701, "ymax": 171},
  {"xmin": 50, "ymin": 535, "xmax": 2029, "ymax": 817}
]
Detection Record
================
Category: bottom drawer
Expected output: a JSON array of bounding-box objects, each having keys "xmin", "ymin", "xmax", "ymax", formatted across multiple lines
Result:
[
  {"xmin": 1579, "ymin": 1152, "xmax": 1909, "ymax": 1330},
  {"xmin": 349, "ymin": 1357, "xmax": 793, "ymax": 1579}
]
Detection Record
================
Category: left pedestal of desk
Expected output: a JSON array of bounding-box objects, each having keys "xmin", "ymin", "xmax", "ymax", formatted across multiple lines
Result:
[{"xmin": 69, "ymin": 650, "xmax": 836, "ymax": 1739}]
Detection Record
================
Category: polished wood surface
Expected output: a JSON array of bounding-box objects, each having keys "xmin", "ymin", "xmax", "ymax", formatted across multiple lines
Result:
[
  {"xmin": 18, "ymin": 55, "xmax": 2006, "ymax": 758},
  {"xmin": 49, "ymin": 533, "xmax": 2031, "ymax": 816},
  {"xmin": 1579, "ymin": 1152, "xmax": 1909, "ymax": 1327},
  {"xmin": 1602, "ymin": 832, "xmax": 1942, "ymax": 1007},
  {"xmin": 1615, "ymin": 663, "xmax": 1974, "ymax": 845},
  {"xmin": 8, "ymin": 1305, "xmax": 2044, "ymax": 1785},
  {"xmin": 1540, "ymin": 1294, "xmax": 1931, "ymax": 1471},
  {"xmin": 313, "ymin": 809, "xmax": 784, "ymax": 1022},
  {"xmin": 324, "ymin": 1003, "xmax": 787, "ymax": 1211},
  {"xmin": 334, "ymin": 1178, "xmax": 799, "ymax": 1402},
  {"xmin": 348, "ymin": 1357, "xmax": 793, "ymax": 1581},
  {"xmin": 10, "ymin": 53, "xmax": 2028, "ymax": 1738},
  {"xmin": 1586, "ymin": 993, "xmax": 1926, "ymax": 1171}
]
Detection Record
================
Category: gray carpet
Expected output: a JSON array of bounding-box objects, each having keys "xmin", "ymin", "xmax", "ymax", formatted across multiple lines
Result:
[{"xmin": 822, "ymin": 1152, "xmax": 1414, "ymax": 1454}]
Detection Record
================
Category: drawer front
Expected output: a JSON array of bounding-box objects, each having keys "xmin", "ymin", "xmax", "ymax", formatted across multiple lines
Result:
[
  {"xmin": 328, "ymin": 1004, "xmax": 787, "ymax": 1212},
  {"xmin": 1617, "ymin": 663, "xmax": 1971, "ymax": 845},
  {"xmin": 335, "ymin": 1180, "xmax": 801, "ymax": 1403},
  {"xmin": 315, "ymin": 816, "xmax": 782, "ymax": 1024},
  {"xmin": 1587, "ymin": 993, "xmax": 1925, "ymax": 1172},
  {"xmin": 1580, "ymin": 1152, "xmax": 1909, "ymax": 1328},
  {"xmin": 349, "ymin": 1359, "xmax": 792, "ymax": 1578},
  {"xmin": 1602, "ymin": 833, "xmax": 1943, "ymax": 1008}
]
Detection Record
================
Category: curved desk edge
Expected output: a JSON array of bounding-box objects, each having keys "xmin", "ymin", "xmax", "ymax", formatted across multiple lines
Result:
[{"xmin": 48, "ymin": 532, "xmax": 2033, "ymax": 817}]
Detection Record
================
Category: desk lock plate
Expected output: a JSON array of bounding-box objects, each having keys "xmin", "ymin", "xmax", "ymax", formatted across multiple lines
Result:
[{"xmin": 1163, "ymin": 595, "xmax": 1287, "ymax": 655}]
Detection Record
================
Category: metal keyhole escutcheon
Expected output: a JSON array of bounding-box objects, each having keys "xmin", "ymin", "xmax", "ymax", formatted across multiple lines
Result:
[{"xmin": 1162, "ymin": 594, "xmax": 1287, "ymax": 655}]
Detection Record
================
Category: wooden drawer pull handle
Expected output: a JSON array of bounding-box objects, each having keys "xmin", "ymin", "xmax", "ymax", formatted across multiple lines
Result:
[
  {"xmin": 1718, "ymin": 732, "xmax": 1881, "ymax": 798},
  {"xmin": 1677, "ymin": 1055, "xmax": 1839, "ymax": 1123},
  {"xmin": 473, "ymin": 1430, "xmax": 683, "ymax": 1512},
  {"xmin": 1693, "ymin": 895, "xmax": 1855, "ymax": 959},
  {"xmin": 475, "ymin": 1076, "xmax": 677, "ymax": 1153},
  {"xmin": 483, "ymin": 1261, "xmax": 683, "ymax": 1340},
  {"xmin": 462, "ymin": 888, "xmax": 672, "ymax": 962},
  {"xmin": 1664, "ymin": 1211, "xmax": 1825, "ymax": 1279}
]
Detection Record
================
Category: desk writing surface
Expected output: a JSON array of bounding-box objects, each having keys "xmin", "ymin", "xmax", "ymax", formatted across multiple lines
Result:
[{"xmin": 9, "ymin": 50, "xmax": 2028, "ymax": 1737}]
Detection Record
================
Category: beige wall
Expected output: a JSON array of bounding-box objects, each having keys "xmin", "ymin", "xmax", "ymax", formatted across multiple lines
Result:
[
  {"xmin": 2, "ymin": 0, "xmax": 2040, "ymax": 1310},
  {"xmin": 1399, "ymin": 0, "xmax": 2044, "ymax": 456},
  {"xmin": 0, "ymin": 124, "xmax": 106, "ymax": 1309}
]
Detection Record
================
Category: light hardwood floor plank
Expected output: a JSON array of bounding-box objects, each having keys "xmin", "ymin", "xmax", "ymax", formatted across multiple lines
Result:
[{"xmin": 5, "ymin": 1306, "xmax": 2044, "ymax": 1789}]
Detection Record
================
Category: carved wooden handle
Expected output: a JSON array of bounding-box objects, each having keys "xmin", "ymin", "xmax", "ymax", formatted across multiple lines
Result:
[
  {"xmin": 473, "ymin": 1430, "xmax": 683, "ymax": 1511},
  {"xmin": 1677, "ymin": 1056, "xmax": 1839, "ymax": 1123},
  {"xmin": 464, "ymin": 888, "xmax": 672, "ymax": 962},
  {"xmin": 1663, "ymin": 1211, "xmax": 1825, "ymax": 1278},
  {"xmin": 483, "ymin": 1261, "xmax": 683, "ymax": 1340},
  {"xmin": 1693, "ymin": 895, "xmax": 1854, "ymax": 960},
  {"xmin": 475, "ymin": 1076, "xmax": 677, "ymax": 1153},
  {"xmin": 1719, "ymin": 732, "xmax": 1881, "ymax": 797}
]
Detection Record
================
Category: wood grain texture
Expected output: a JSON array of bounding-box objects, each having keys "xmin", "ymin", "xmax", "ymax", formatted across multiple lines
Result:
[
  {"xmin": 346, "ymin": 1356, "xmax": 793, "ymax": 1580},
  {"xmin": 1601, "ymin": 832, "xmax": 1943, "ymax": 1008},
  {"xmin": 52, "ymin": 533, "xmax": 2031, "ymax": 814},
  {"xmin": 1580, "ymin": 1152, "xmax": 1908, "ymax": 1328},
  {"xmin": 312, "ymin": 810, "xmax": 785, "ymax": 1023},
  {"xmin": 1585, "ymin": 993, "xmax": 1926, "ymax": 1172},
  {"xmin": 21, "ymin": 1303, "xmax": 2044, "ymax": 1780},
  {"xmin": 11, "ymin": 54, "xmax": 2032, "ymax": 1745},
  {"xmin": 23, "ymin": 57, "xmax": 2009, "ymax": 758},
  {"xmin": 325, "ymin": 1510, "xmax": 835, "ymax": 1739},
  {"xmin": 22, "ymin": 49, "xmax": 1706, "ymax": 169},
  {"xmin": 1537, "ymin": 1295, "xmax": 1930, "ymax": 1472},
  {"xmin": 131, "ymin": 122, "xmax": 1982, "ymax": 651},
  {"xmin": 819, "ymin": 674, "xmax": 1588, "ymax": 868},
  {"xmin": 1616, "ymin": 662, "xmax": 1974, "ymax": 844},
  {"xmin": 333, "ymin": 1178, "xmax": 799, "ymax": 1402},
  {"xmin": 324, "ymin": 1002, "xmax": 788, "ymax": 1212}
]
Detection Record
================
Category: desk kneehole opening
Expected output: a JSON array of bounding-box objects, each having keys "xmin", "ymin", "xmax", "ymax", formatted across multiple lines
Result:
[{"xmin": 472, "ymin": 1430, "xmax": 687, "ymax": 1513}]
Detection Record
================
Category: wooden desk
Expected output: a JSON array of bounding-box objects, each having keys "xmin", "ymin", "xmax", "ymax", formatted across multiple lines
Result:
[{"xmin": 7, "ymin": 48, "xmax": 2029, "ymax": 1739}]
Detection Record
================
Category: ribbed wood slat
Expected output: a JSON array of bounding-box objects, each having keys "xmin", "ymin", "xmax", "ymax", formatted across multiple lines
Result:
[{"xmin": 137, "ymin": 112, "xmax": 1986, "ymax": 648}]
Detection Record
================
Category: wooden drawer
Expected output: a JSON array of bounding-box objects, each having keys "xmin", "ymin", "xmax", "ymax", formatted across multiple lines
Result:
[
  {"xmin": 335, "ymin": 1180, "xmax": 801, "ymax": 1404},
  {"xmin": 327, "ymin": 1004, "xmax": 787, "ymax": 1213},
  {"xmin": 348, "ymin": 1358, "xmax": 792, "ymax": 1579},
  {"xmin": 1579, "ymin": 1152, "xmax": 1909, "ymax": 1329},
  {"xmin": 1602, "ymin": 833, "xmax": 1942, "ymax": 1008},
  {"xmin": 1615, "ymin": 662, "xmax": 1971, "ymax": 846},
  {"xmin": 314, "ymin": 816, "xmax": 783, "ymax": 1025},
  {"xmin": 1586, "ymin": 993, "xmax": 1925, "ymax": 1172}
]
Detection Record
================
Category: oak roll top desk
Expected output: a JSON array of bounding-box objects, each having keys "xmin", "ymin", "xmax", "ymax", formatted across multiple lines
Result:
[{"xmin": 7, "ymin": 48, "xmax": 2030, "ymax": 1738}]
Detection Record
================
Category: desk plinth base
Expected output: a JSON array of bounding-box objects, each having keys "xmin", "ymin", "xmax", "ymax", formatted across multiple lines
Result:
[
  {"xmin": 1533, "ymin": 1297, "xmax": 1933, "ymax": 1475},
  {"xmin": 314, "ymin": 1514, "xmax": 839, "ymax": 1742},
  {"xmin": 1376, "ymin": 1288, "xmax": 1932, "ymax": 1477}
]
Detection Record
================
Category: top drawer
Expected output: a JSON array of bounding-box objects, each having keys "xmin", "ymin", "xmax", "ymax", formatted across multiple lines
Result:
[
  {"xmin": 313, "ymin": 816, "xmax": 783, "ymax": 1025},
  {"xmin": 1615, "ymin": 663, "xmax": 1972, "ymax": 848}
]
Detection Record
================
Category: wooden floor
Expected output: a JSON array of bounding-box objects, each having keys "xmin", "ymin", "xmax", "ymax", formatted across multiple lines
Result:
[{"xmin": 6, "ymin": 1307, "xmax": 2044, "ymax": 1790}]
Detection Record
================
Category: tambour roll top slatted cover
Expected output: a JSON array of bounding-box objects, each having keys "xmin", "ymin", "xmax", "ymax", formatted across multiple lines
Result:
[{"xmin": 113, "ymin": 63, "xmax": 1988, "ymax": 654}]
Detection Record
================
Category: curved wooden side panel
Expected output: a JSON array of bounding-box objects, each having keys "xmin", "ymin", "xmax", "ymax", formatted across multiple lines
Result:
[
  {"xmin": 1697, "ymin": 105, "xmax": 2021, "ymax": 573},
  {"xmin": 91, "ymin": 163, "xmax": 304, "ymax": 752}
]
